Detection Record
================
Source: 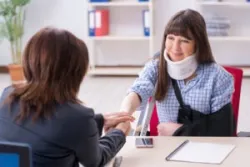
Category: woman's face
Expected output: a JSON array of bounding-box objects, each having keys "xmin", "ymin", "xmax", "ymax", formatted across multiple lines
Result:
[{"xmin": 165, "ymin": 34, "xmax": 196, "ymax": 62}]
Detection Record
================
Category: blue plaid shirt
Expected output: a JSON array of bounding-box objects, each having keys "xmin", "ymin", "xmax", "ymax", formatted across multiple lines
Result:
[{"xmin": 128, "ymin": 59, "xmax": 234, "ymax": 123}]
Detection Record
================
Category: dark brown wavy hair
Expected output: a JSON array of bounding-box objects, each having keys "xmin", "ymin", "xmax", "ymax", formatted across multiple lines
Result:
[
  {"xmin": 155, "ymin": 9, "xmax": 215, "ymax": 101},
  {"xmin": 6, "ymin": 27, "xmax": 89, "ymax": 122}
]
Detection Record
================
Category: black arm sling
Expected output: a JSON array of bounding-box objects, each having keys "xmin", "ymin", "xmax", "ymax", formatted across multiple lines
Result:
[{"xmin": 171, "ymin": 79, "xmax": 235, "ymax": 136}]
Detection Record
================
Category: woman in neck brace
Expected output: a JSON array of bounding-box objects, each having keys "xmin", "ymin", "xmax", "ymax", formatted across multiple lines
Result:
[{"xmin": 120, "ymin": 9, "xmax": 235, "ymax": 136}]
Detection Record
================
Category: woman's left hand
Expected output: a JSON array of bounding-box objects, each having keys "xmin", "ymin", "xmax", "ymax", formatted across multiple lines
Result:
[{"xmin": 157, "ymin": 122, "xmax": 183, "ymax": 136}]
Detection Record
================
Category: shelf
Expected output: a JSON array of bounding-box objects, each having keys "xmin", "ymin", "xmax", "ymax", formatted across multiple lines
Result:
[
  {"xmin": 88, "ymin": 66, "xmax": 250, "ymax": 77},
  {"xmin": 87, "ymin": 1, "xmax": 154, "ymax": 75},
  {"xmin": 88, "ymin": 1, "xmax": 152, "ymax": 7},
  {"xmin": 88, "ymin": 36, "xmax": 151, "ymax": 41},
  {"xmin": 88, "ymin": 67, "xmax": 142, "ymax": 76},
  {"xmin": 242, "ymin": 67, "xmax": 250, "ymax": 77},
  {"xmin": 209, "ymin": 36, "xmax": 250, "ymax": 41},
  {"xmin": 197, "ymin": 1, "xmax": 250, "ymax": 7}
]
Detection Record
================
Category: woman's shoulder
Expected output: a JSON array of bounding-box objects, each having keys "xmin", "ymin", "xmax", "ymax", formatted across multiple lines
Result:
[
  {"xmin": 144, "ymin": 58, "xmax": 159, "ymax": 69},
  {"xmin": 0, "ymin": 86, "xmax": 14, "ymax": 102},
  {"xmin": 202, "ymin": 62, "xmax": 225, "ymax": 72},
  {"xmin": 1, "ymin": 86, "xmax": 14, "ymax": 95},
  {"xmin": 140, "ymin": 58, "xmax": 159, "ymax": 76},
  {"xmin": 202, "ymin": 62, "xmax": 233, "ymax": 80},
  {"xmin": 65, "ymin": 103, "xmax": 95, "ymax": 118}
]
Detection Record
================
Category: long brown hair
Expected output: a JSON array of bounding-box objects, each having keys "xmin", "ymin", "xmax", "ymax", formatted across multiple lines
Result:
[
  {"xmin": 6, "ymin": 27, "xmax": 89, "ymax": 122},
  {"xmin": 155, "ymin": 9, "xmax": 215, "ymax": 101}
]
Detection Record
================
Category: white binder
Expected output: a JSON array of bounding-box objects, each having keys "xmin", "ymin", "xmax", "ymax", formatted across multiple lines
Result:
[
  {"xmin": 143, "ymin": 9, "xmax": 150, "ymax": 36},
  {"xmin": 88, "ymin": 10, "xmax": 95, "ymax": 36}
]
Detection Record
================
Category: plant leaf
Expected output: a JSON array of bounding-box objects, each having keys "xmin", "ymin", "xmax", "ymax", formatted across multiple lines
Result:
[
  {"xmin": 0, "ymin": 1, "xmax": 16, "ymax": 17},
  {"xmin": 11, "ymin": 0, "xmax": 30, "ymax": 7},
  {"xmin": 0, "ymin": 22, "xmax": 8, "ymax": 38},
  {"xmin": 0, "ymin": 2, "xmax": 4, "ymax": 15},
  {"xmin": 0, "ymin": 22, "xmax": 9, "ymax": 42}
]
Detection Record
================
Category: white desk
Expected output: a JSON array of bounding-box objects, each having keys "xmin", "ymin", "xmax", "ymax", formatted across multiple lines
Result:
[{"xmin": 116, "ymin": 137, "xmax": 250, "ymax": 167}]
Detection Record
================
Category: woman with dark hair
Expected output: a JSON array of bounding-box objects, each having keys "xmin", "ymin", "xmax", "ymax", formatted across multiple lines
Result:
[
  {"xmin": 0, "ymin": 27, "xmax": 133, "ymax": 167},
  {"xmin": 120, "ymin": 9, "xmax": 235, "ymax": 136}
]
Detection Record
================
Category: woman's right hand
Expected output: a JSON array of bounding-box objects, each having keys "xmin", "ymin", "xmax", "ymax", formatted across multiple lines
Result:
[{"xmin": 115, "ymin": 121, "xmax": 131, "ymax": 136}]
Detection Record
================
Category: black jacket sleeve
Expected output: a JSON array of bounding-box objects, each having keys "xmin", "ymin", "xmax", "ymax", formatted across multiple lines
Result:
[
  {"xmin": 94, "ymin": 114, "xmax": 104, "ymax": 137},
  {"xmin": 173, "ymin": 103, "xmax": 235, "ymax": 136},
  {"xmin": 74, "ymin": 109, "xmax": 126, "ymax": 167}
]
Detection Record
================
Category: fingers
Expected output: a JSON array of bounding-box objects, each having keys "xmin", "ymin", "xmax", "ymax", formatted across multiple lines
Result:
[
  {"xmin": 157, "ymin": 124, "xmax": 163, "ymax": 130},
  {"xmin": 115, "ymin": 116, "xmax": 135, "ymax": 124},
  {"xmin": 157, "ymin": 123, "xmax": 167, "ymax": 136},
  {"xmin": 157, "ymin": 127, "xmax": 162, "ymax": 136},
  {"xmin": 110, "ymin": 112, "xmax": 132, "ymax": 117},
  {"xmin": 104, "ymin": 115, "xmax": 134, "ymax": 132}
]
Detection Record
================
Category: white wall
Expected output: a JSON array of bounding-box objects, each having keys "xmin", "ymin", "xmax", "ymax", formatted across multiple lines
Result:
[
  {"xmin": 1, "ymin": 0, "xmax": 248, "ymax": 66},
  {"xmin": 0, "ymin": 0, "xmax": 196, "ymax": 66},
  {"xmin": 153, "ymin": 0, "xmax": 196, "ymax": 52},
  {"xmin": 0, "ymin": 0, "xmax": 88, "ymax": 65}
]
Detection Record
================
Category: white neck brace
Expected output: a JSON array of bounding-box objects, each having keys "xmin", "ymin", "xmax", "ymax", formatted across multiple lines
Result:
[{"xmin": 164, "ymin": 49, "xmax": 198, "ymax": 80}]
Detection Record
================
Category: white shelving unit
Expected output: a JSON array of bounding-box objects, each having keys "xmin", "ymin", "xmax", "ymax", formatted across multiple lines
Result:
[
  {"xmin": 88, "ymin": 1, "xmax": 151, "ymax": 7},
  {"xmin": 197, "ymin": 1, "xmax": 250, "ymax": 6},
  {"xmin": 88, "ymin": 67, "xmax": 142, "ymax": 75},
  {"xmin": 196, "ymin": 0, "xmax": 250, "ymax": 77},
  {"xmin": 87, "ymin": 0, "xmax": 154, "ymax": 76},
  {"xmin": 209, "ymin": 36, "xmax": 250, "ymax": 41},
  {"xmin": 89, "ymin": 36, "xmax": 150, "ymax": 41}
]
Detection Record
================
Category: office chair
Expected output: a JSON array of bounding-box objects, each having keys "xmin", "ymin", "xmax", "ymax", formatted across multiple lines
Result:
[{"xmin": 0, "ymin": 141, "xmax": 32, "ymax": 167}]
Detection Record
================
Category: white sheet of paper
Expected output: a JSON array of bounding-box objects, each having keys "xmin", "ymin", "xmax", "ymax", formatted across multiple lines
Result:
[{"xmin": 170, "ymin": 141, "xmax": 236, "ymax": 164}]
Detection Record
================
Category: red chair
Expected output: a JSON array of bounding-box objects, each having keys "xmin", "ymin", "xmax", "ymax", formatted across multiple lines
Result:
[{"xmin": 149, "ymin": 66, "xmax": 243, "ymax": 136}]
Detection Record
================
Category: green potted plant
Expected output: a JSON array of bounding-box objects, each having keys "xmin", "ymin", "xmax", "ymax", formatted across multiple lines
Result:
[{"xmin": 0, "ymin": 0, "xmax": 31, "ymax": 84}]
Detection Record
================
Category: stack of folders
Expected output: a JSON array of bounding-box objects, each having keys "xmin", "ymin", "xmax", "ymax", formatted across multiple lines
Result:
[
  {"xmin": 205, "ymin": 15, "xmax": 231, "ymax": 36},
  {"xmin": 88, "ymin": 0, "xmax": 150, "ymax": 37},
  {"xmin": 88, "ymin": 10, "xmax": 109, "ymax": 36},
  {"xmin": 88, "ymin": 9, "xmax": 150, "ymax": 37}
]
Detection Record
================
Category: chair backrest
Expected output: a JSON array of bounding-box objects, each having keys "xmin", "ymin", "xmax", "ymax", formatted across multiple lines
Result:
[
  {"xmin": 149, "ymin": 66, "xmax": 243, "ymax": 136},
  {"xmin": 223, "ymin": 66, "xmax": 243, "ymax": 133},
  {"xmin": 0, "ymin": 141, "xmax": 32, "ymax": 167}
]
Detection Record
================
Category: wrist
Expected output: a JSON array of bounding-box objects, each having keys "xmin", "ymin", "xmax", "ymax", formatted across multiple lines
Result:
[
  {"xmin": 114, "ymin": 127, "xmax": 126, "ymax": 135},
  {"xmin": 115, "ymin": 125, "xmax": 125, "ymax": 132},
  {"xmin": 109, "ymin": 129, "xmax": 126, "ymax": 139}
]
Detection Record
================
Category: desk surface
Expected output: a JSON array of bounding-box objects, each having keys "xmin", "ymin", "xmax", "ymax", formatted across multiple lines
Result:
[{"xmin": 116, "ymin": 137, "xmax": 250, "ymax": 167}]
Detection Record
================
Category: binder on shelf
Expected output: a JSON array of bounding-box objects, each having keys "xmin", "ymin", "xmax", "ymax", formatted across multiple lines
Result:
[
  {"xmin": 88, "ymin": 10, "xmax": 109, "ymax": 36},
  {"xmin": 138, "ymin": 0, "xmax": 149, "ymax": 2},
  {"xmin": 95, "ymin": 10, "xmax": 109, "ymax": 36},
  {"xmin": 143, "ymin": 9, "xmax": 150, "ymax": 36},
  {"xmin": 88, "ymin": 10, "xmax": 95, "ymax": 36}
]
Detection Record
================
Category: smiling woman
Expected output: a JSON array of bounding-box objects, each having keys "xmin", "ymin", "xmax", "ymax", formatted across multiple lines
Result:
[{"xmin": 119, "ymin": 9, "xmax": 235, "ymax": 137}]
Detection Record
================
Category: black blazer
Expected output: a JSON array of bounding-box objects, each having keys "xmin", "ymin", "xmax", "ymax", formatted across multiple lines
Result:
[{"xmin": 0, "ymin": 87, "xmax": 126, "ymax": 167}]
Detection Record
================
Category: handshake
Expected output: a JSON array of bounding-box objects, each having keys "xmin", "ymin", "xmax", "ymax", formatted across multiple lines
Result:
[{"xmin": 103, "ymin": 112, "xmax": 135, "ymax": 136}]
